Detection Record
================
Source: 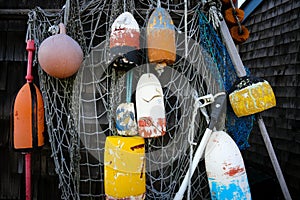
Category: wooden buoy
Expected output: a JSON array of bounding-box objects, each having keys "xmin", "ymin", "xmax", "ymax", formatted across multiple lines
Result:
[
  {"xmin": 12, "ymin": 40, "xmax": 45, "ymax": 200},
  {"xmin": 12, "ymin": 82, "xmax": 45, "ymax": 150},
  {"xmin": 205, "ymin": 131, "xmax": 251, "ymax": 199},
  {"xmin": 38, "ymin": 23, "xmax": 83, "ymax": 79},
  {"xmin": 110, "ymin": 12, "xmax": 141, "ymax": 67},
  {"xmin": 104, "ymin": 136, "xmax": 145, "ymax": 199},
  {"xmin": 13, "ymin": 40, "xmax": 44, "ymax": 151},
  {"xmin": 224, "ymin": 8, "xmax": 244, "ymax": 26},
  {"xmin": 229, "ymin": 77, "xmax": 276, "ymax": 117},
  {"xmin": 136, "ymin": 73, "xmax": 166, "ymax": 138},
  {"xmin": 116, "ymin": 102, "xmax": 137, "ymax": 136},
  {"xmin": 147, "ymin": 6, "xmax": 176, "ymax": 68},
  {"xmin": 230, "ymin": 25, "xmax": 250, "ymax": 44}
]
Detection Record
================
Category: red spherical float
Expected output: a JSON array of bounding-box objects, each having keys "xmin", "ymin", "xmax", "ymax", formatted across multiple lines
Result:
[{"xmin": 38, "ymin": 23, "xmax": 83, "ymax": 79}]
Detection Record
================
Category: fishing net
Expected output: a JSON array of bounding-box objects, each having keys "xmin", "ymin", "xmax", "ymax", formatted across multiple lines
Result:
[
  {"xmin": 26, "ymin": 0, "xmax": 252, "ymax": 199},
  {"xmin": 198, "ymin": 12, "xmax": 254, "ymax": 150}
]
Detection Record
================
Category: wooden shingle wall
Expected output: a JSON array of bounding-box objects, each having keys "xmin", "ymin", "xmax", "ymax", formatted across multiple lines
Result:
[
  {"xmin": 239, "ymin": 0, "xmax": 300, "ymax": 198},
  {"xmin": 0, "ymin": 1, "xmax": 64, "ymax": 199}
]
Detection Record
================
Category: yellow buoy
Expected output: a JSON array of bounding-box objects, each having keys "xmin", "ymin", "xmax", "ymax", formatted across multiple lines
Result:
[
  {"xmin": 104, "ymin": 136, "xmax": 145, "ymax": 199},
  {"xmin": 229, "ymin": 79, "xmax": 276, "ymax": 117}
]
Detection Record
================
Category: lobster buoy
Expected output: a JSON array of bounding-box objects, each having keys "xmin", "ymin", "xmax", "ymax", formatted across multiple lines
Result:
[
  {"xmin": 147, "ymin": 6, "xmax": 176, "ymax": 68},
  {"xmin": 38, "ymin": 23, "xmax": 83, "ymax": 79},
  {"xmin": 229, "ymin": 76, "xmax": 276, "ymax": 117},
  {"xmin": 104, "ymin": 136, "xmax": 145, "ymax": 199},
  {"xmin": 224, "ymin": 8, "xmax": 245, "ymax": 26},
  {"xmin": 230, "ymin": 25, "xmax": 250, "ymax": 44},
  {"xmin": 110, "ymin": 12, "xmax": 141, "ymax": 67},
  {"xmin": 205, "ymin": 131, "xmax": 252, "ymax": 199},
  {"xmin": 12, "ymin": 82, "xmax": 45, "ymax": 151}
]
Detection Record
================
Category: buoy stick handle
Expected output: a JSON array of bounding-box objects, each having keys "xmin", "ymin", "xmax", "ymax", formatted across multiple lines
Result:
[
  {"xmin": 174, "ymin": 128, "xmax": 212, "ymax": 200},
  {"xmin": 174, "ymin": 93, "xmax": 226, "ymax": 200},
  {"xmin": 25, "ymin": 40, "xmax": 35, "ymax": 82},
  {"xmin": 257, "ymin": 114, "xmax": 292, "ymax": 200},
  {"xmin": 220, "ymin": 14, "xmax": 292, "ymax": 199},
  {"xmin": 219, "ymin": 19, "xmax": 247, "ymax": 78},
  {"xmin": 58, "ymin": 23, "xmax": 66, "ymax": 34},
  {"xmin": 25, "ymin": 153, "xmax": 32, "ymax": 200}
]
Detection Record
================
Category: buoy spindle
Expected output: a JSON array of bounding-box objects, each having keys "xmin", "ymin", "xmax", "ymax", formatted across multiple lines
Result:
[{"xmin": 25, "ymin": 40, "xmax": 35, "ymax": 83}]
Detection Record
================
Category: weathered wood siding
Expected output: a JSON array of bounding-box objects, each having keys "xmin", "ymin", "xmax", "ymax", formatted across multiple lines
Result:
[
  {"xmin": 239, "ymin": 0, "xmax": 300, "ymax": 198},
  {"xmin": 0, "ymin": 1, "xmax": 64, "ymax": 199}
]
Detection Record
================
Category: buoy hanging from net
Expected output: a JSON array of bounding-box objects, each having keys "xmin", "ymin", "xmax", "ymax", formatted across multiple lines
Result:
[
  {"xmin": 38, "ymin": 23, "xmax": 83, "ymax": 79},
  {"xmin": 109, "ymin": 12, "xmax": 141, "ymax": 67},
  {"xmin": 147, "ymin": 3, "xmax": 176, "ymax": 70},
  {"xmin": 104, "ymin": 136, "xmax": 145, "ymax": 199}
]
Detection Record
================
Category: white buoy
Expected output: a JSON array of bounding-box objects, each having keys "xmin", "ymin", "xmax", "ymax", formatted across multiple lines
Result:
[{"xmin": 205, "ymin": 131, "xmax": 252, "ymax": 200}]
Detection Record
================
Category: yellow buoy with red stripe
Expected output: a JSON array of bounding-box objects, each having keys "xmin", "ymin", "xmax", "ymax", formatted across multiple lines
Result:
[
  {"xmin": 104, "ymin": 136, "xmax": 145, "ymax": 199},
  {"xmin": 12, "ymin": 82, "xmax": 45, "ymax": 150}
]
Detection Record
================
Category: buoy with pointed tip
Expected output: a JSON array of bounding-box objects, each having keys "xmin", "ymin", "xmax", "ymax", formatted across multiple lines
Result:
[{"xmin": 38, "ymin": 23, "xmax": 83, "ymax": 79}]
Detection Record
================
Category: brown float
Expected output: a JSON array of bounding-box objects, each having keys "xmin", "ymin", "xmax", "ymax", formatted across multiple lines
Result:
[{"xmin": 38, "ymin": 23, "xmax": 83, "ymax": 79}]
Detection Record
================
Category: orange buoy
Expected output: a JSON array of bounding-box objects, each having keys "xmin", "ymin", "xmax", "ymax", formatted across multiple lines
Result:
[
  {"xmin": 12, "ymin": 82, "xmax": 45, "ymax": 151},
  {"xmin": 147, "ymin": 6, "xmax": 176, "ymax": 68},
  {"xmin": 230, "ymin": 25, "xmax": 250, "ymax": 44},
  {"xmin": 224, "ymin": 8, "xmax": 244, "ymax": 27},
  {"xmin": 38, "ymin": 23, "xmax": 83, "ymax": 79}
]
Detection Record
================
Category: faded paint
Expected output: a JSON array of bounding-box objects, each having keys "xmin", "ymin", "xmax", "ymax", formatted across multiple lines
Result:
[
  {"xmin": 225, "ymin": 166, "xmax": 245, "ymax": 176},
  {"xmin": 110, "ymin": 12, "xmax": 140, "ymax": 66},
  {"xmin": 104, "ymin": 136, "xmax": 145, "ymax": 199},
  {"xmin": 147, "ymin": 7, "xmax": 176, "ymax": 65},
  {"xmin": 229, "ymin": 80, "xmax": 276, "ymax": 117},
  {"xmin": 116, "ymin": 103, "xmax": 137, "ymax": 136},
  {"xmin": 136, "ymin": 73, "xmax": 166, "ymax": 138},
  {"xmin": 138, "ymin": 117, "xmax": 166, "ymax": 138},
  {"xmin": 110, "ymin": 12, "xmax": 140, "ymax": 49},
  {"xmin": 209, "ymin": 174, "xmax": 251, "ymax": 200},
  {"xmin": 110, "ymin": 29, "xmax": 140, "ymax": 49},
  {"xmin": 205, "ymin": 131, "xmax": 251, "ymax": 199}
]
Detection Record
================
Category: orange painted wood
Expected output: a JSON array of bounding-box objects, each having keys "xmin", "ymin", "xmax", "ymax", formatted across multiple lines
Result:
[
  {"xmin": 230, "ymin": 25, "xmax": 250, "ymax": 44},
  {"xmin": 224, "ymin": 8, "xmax": 245, "ymax": 26},
  {"xmin": 13, "ymin": 82, "xmax": 44, "ymax": 150},
  {"xmin": 147, "ymin": 7, "xmax": 176, "ymax": 66}
]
